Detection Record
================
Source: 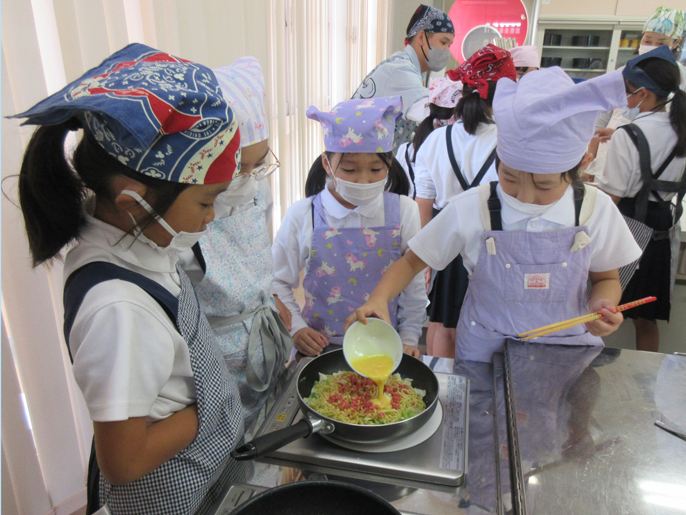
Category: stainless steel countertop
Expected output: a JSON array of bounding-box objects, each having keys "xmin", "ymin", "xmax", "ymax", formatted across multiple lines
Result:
[
  {"xmin": 211, "ymin": 345, "xmax": 686, "ymax": 514},
  {"xmin": 504, "ymin": 342, "xmax": 686, "ymax": 515}
]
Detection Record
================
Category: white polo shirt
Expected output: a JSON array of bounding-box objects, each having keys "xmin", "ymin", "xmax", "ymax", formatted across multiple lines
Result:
[
  {"xmin": 409, "ymin": 184, "xmax": 642, "ymax": 275},
  {"xmin": 64, "ymin": 212, "xmax": 195, "ymax": 423},
  {"xmin": 597, "ymin": 112, "xmax": 686, "ymax": 201},
  {"xmin": 413, "ymin": 121, "xmax": 498, "ymax": 209},
  {"xmin": 272, "ymin": 186, "xmax": 426, "ymax": 346}
]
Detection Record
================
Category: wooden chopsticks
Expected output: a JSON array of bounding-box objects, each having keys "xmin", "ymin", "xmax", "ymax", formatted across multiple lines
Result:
[{"xmin": 518, "ymin": 297, "xmax": 657, "ymax": 341}]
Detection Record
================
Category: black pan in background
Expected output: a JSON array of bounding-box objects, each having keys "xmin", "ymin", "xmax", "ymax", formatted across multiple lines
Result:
[
  {"xmin": 572, "ymin": 35, "xmax": 600, "ymax": 47},
  {"xmin": 541, "ymin": 57, "xmax": 562, "ymax": 67},
  {"xmin": 572, "ymin": 57, "xmax": 602, "ymax": 69},
  {"xmin": 230, "ymin": 481, "xmax": 401, "ymax": 515},
  {"xmin": 544, "ymin": 33, "xmax": 561, "ymax": 46}
]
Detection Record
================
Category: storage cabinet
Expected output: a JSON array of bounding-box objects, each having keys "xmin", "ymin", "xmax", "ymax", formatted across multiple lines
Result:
[{"xmin": 535, "ymin": 15, "xmax": 645, "ymax": 81}]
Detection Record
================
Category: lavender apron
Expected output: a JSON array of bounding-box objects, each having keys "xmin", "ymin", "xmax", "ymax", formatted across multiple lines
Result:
[
  {"xmin": 195, "ymin": 190, "xmax": 291, "ymax": 430},
  {"xmin": 456, "ymin": 183, "xmax": 602, "ymax": 362},
  {"xmin": 302, "ymin": 191, "xmax": 403, "ymax": 341}
]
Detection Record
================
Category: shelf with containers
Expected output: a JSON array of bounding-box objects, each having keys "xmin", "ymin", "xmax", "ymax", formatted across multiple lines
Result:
[{"xmin": 535, "ymin": 15, "xmax": 645, "ymax": 81}]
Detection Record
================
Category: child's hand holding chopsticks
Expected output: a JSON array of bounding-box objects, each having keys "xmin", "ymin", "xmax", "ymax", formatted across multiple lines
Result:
[{"xmin": 585, "ymin": 299, "xmax": 623, "ymax": 337}]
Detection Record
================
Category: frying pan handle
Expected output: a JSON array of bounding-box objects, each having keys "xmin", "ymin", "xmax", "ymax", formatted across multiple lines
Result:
[{"xmin": 231, "ymin": 419, "xmax": 314, "ymax": 461}]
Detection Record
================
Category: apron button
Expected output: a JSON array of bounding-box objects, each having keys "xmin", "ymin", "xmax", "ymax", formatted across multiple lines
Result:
[
  {"xmin": 471, "ymin": 321, "xmax": 476, "ymax": 326},
  {"xmin": 562, "ymin": 262, "xmax": 568, "ymax": 267},
  {"xmin": 505, "ymin": 263, "xmax": 511, "ymax": 269}
]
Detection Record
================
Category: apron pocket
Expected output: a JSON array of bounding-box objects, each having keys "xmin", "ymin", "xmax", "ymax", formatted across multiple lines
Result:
[{"xmin": 505, "ymin": 262, "xmax": 569, "ymax": 303}]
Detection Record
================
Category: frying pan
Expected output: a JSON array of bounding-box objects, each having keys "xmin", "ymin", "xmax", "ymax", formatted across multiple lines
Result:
[
  {"xmin": 231, "ymin": 349, "xmax": 440, "ymax": 460},
  {"xmin": 229, "ymin": 480, "xmax": 400, "ymax": 514}
]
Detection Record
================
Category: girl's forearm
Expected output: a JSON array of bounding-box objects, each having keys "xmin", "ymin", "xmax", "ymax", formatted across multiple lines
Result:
[
  {"xmin": 369, "ymin": 251, "xmax": 427, "ymax": 304},
  {"xmin": 95, "ymin": 404, "xmax": 199, "ymax": 485}
]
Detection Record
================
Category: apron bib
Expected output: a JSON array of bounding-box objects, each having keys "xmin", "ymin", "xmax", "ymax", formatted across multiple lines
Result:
[
  {"xmin": 302, "ymin": 191, "xmax": 403, "ymax": 341},
  {"xmin": 195, "ymin": 190, "xmax": 291, "ymax": 427},
  {"xmin": 64, "ymin": 263, "xmax": 245, "ymax": 515},
  {"xmin": 456, "ymin": 183, "xmax": 602, "ymax": 363}
]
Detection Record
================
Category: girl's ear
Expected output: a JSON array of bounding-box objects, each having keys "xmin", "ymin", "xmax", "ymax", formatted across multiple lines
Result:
[
  {"xmin": 111, "ymin": 176, "xmax": 149, "ymax": 217},
  {"xmin": 322, "ymin": 152, "xmax": 333, "ymax": 176},
  {"xmin": 579, "ymin": 152, "xmax": 594, "ymax": 172}
]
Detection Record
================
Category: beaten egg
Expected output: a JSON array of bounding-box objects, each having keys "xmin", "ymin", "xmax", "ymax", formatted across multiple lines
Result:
[{"xmin": 351, "ymin": 354, "xmax": 395, "ymax": 408}]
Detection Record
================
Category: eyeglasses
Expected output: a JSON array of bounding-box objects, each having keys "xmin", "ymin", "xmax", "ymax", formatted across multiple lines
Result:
[
  {"xmin": 626, "ymin": 86, "xmax": 644, "ymax": 98},
  {"xmin": 227, "ymin": 147, "xmax": 280, "ymax": 190}
]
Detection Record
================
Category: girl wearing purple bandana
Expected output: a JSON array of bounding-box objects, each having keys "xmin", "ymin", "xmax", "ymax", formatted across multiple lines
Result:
[
  {"xmin": 272, "ymin": 97, "xmax": 427, "ymax": 358},
  {"xmin": 345, "ymin": 69, "xmax": 643, "ymax": 363}
]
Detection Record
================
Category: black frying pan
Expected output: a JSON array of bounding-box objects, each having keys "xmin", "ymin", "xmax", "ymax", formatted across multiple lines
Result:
[
  {"xmin": 229, "ymin": 480, "xmax": 400, "ymax": 514},
  {"xmin": 231, "ymin": 349, "xmax": 440, "ymax": 460}
]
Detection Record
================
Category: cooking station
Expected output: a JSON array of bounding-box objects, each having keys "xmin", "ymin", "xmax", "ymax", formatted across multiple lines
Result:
[{"xmin": 210, "ymin": 342, "xmax": 686, "ymax": 514}]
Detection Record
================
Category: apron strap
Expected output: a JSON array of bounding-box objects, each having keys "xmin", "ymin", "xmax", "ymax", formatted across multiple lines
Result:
[
  {"xmin": 404, "ymin": 144, "xmax": 416, "ymax": 199},
  {"xmin": 209, "ymin": 304, "xmax": 291, "ymax": 393},
  {"xmin": 446, "ymin": 124, "xmax": 497, "ymax": 191},
  {"xmin": 446, "ymin": 124, "xmax": 470, "ymax": 191},
  {"xmin": 477, "ymin": 183, "xmax": 493, "ymax": 231},
  {"xmin": 578, "ymin": 184, "xmax": 598, "ymax": 227},
  {"xmin": 63, "ymin": 262, "xmax": 179, "ymax": 363},
  {"xmin": 191, "ymin": 242, "xmax": 207, "ymax": 274},
  {"xmin": 617, "ymin": 123, "xmax": 682, "ymax": 223},
  {"xmin": 483, "ymin": 181, "xmax": 503, "ymax": 231}
]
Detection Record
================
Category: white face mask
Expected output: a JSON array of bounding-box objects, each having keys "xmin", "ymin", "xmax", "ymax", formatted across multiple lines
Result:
[
  {"xmin": 325, "ymin": 156, "xmax": 387, "ymax": 207},
  {"xmin": 620, "ymin": 88, "xmax": 645, "ymax": 121},
  {"xmin": 122, "ymin": 190, "xmax": 205, "ymax": 254},
  {"xmin": 217, "ymin": 176, "xmax": 259, "ymax": 208},
  {"xmin": 499, "ymin": 187, "xmax": 560, "ymax": 216}
]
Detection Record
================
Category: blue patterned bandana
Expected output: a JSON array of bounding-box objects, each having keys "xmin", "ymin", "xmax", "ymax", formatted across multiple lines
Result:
[
  {"xmin": 406, "ymin": 5, "xmax": 454, "ymax": 38},
  {"xmin": 10, "ymin": 43, "xmax": 240, "ymax": 184}
]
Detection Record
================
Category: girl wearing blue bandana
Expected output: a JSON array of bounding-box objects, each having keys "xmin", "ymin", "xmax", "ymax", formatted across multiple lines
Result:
[
  {"xmin": 11, "ymin": 44, "xmax": 245, "ymax": 515},
  {"xmin": 597, "ymin": 46, "xmax": 686, "ymax": 352},
  {"xmin": 352, "ymin": 4, "xmax": 455, "ymax": 149}
]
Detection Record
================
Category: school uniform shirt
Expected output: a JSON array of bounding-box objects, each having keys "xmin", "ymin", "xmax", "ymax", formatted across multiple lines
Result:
[
  {"xmin": 413, "ymin": 121, "xmax": 498, "ymax": 209},
  {"xmin": 178, "ymin": 179, "xmax": 274, "ymax": 286},
  {"xmin": 272, "ymin": 185, "xmax": 426, "ymax": 346},
  {"xmin": 597, "ymin": 111, "xmax": 686, "ymax": 201},
  {"xmin": 395, "ymin": 142, "xmax": 416, "ymax": 198},
  {"xmin": 352, "ymin": 45, "xmax": 430, "ymax": 123},
  {"xmin": 63, "ymin": 210, "xmax": 195, "ymax": 423},
  {"xmin": 409, "ymin": 184, "xmax": 642, "ymax": 276}
]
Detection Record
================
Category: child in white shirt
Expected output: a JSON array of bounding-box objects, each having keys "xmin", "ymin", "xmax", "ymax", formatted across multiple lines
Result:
[{"xmin": 272, "ymin": 96, "xmax": 427, "ymax": 357}]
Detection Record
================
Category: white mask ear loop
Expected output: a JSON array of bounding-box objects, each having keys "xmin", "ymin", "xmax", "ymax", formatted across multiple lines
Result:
[
  {"xmin": 121, "ymin": 189, "xmax": 178, "ymax": 237},
  {"xmin": 324, "ymin": 155, "xmax": 339, "ymax": 189}
]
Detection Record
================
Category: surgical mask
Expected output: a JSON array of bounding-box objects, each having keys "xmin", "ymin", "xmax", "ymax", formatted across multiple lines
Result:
[
  {"xmin": 499, "ymin": 188, "xmax": 560, "ymax": 216},
  {"xmin": 621, "ymin": 89, "xmax": 645, "ymax": 121},
  {"xmin": 424, "ymin": 44, "xmax": 452, "ymax": 72},
  {"xmin": 217, "ymin": 177, "xmax": 259, "ymax": 208},
  {"xmin": 122, "ymin": 190, "xmax": 205, "ymax": 254},
  {"xmin": 638, "ymin": 44, "xmax": 657, "ymax": 55},
  {"xmin": 325, "ymin": 156, "xmax": 387, "ymax": 206}
]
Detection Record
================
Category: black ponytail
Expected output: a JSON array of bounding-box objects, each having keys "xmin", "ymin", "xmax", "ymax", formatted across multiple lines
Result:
[
  {"xmin": 633, "ymin": 56, "xmax": 686, "ymax": 156},
  {"xmin": 305, "ymin": 151, "xmax": 409, "ymax": 197},
  {"xmin": 18, "ymin": 121, "xmax": 189, "ymax": 267},
  {"xmin": 455, "ymin": 82, "xmax": 497, "ymax": 135},
  {"xmin": 671, "ymin": 90, "xmax": 686, "ymax": 156},
  {"xmin": 19, "ymin": 123, "xmax": 86, "ymax": 267},
  {"xmin": 412, "ymin": 104, "xmax": 454, "ymax": 156}
]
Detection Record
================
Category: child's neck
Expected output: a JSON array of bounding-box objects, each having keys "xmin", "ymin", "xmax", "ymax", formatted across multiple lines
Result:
[
  {"xmin": 93, "ymin": 198, "xmax": 136, "ymax": 233},
  {"xmin": 328, "ymin": 185, "xmax": 358, "ymax": 210}
]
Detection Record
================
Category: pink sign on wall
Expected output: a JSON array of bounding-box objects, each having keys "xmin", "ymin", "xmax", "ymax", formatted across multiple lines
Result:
[{"xmin": 448, "ymin": 0, "xmax": 529, "ymax": 62}]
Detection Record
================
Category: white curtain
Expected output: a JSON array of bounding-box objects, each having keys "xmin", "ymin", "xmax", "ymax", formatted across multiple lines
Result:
[{"xmin": 1, "ymin": 1, "xmax": 390, "ymax": 513}]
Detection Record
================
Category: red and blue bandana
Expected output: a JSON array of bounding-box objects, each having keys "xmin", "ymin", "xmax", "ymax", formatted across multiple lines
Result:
[{"xmin": 11, "ymin": 43, "xmax": 240, "ymax": 184}]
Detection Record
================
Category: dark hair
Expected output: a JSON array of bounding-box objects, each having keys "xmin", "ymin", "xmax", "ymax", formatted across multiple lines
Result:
[
  {"xmin": 455, "ymin": 82, "xmax": 497, "ymax": 135},
  {"xmin": 630, "ymin": 56, "xmax": 686, "ymax": 156},
  {"xmin": 305, "ymin": 152, "xmax": 409, "ymax": 197},
  {"xmin": 495, "ymin": 155, "xmax": 585, "ymax": 200},
  {"xmin": 18, "ymin": 121, "xmax": 189, "ymax": 267},
  {"xmin": 412, "ymin": 104, "xmax": 454, "ymax": 156}
]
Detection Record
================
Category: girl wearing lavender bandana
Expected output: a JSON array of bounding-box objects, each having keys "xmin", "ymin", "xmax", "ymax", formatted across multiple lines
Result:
[
  {"xmin": 346, "ymin": 69, "xmax": 642, "ymax": 363},
  {"xmin": 352, "ymin": 4, "xmax": 455, "ymax": 150},
  {"xmin": 272, "ymin": 97, "xmax": 427, "ymax": 358}
]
